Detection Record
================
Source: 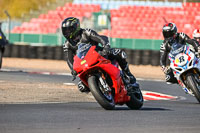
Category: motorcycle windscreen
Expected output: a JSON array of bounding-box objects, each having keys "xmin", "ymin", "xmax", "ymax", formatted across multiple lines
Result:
[
  {"xmin": 76, "ymin": 43, "xmax": 92, "ymax": 59},
  {"xmin": 169, "ymin": 43, "xmax": 185, "ymax": 58}
]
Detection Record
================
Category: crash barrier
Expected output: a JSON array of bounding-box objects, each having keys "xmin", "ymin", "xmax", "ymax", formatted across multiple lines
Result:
[
  {"xmin": 110, "ymin": 38, "xmax": 162, "ymax": 50},
  {"xmin": 3, "ymin": 44, "xmax": 160, "ymax": 66},
  {"xmin": 3, "ymin": 44, "xmax": 65, "ymax": 60},
  {"xmin": 9, "ymin": 33, "xmax": 162, "ymax": 50}
]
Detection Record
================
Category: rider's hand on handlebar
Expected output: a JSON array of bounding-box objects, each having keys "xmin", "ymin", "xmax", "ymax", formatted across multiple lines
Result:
[{"xmin": 161, "ymin": 66, "xmax": 168, "ymax": 74}]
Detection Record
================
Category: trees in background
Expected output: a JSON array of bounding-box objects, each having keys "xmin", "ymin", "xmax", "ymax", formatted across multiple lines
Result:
[{"xmin": 0, "ymin": 0, "xmax": 56, "ymax": 19}]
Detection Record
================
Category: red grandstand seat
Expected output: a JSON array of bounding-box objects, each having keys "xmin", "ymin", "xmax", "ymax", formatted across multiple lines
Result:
[
  {"xmin": 185, "ymin": 2, "xmax": 200, "ymax": 7},
  {"xmin": 11, "ymin": 26, "xmax": 22, "ymax": 33},
  {"xmin": 38, "ymin": 14, "xmax": 47, "ymax": 19}
]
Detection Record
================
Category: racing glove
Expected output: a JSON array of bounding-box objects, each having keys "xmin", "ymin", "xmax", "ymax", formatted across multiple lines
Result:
[{"xmin": 161, "ymin": 66, "xmax": 168, "ymax": 74}]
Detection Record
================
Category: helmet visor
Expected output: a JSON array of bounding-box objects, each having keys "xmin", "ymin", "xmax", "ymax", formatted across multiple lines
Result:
[
  {"xmin": 63, "ymin": 26, "xmax": 75, "ymax": 38},
  {"xmin": 163, "ymin": 31, "xmax": 175, "ymax": 38}
]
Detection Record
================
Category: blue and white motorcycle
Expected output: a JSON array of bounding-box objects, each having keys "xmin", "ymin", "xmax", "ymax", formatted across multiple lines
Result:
[{"xmin": 168, "ymin": 43, "xmax": 200, "ymax": 103}]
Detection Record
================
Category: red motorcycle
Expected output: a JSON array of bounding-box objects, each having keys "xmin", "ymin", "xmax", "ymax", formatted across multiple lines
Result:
[{"xmin": 73, "ymin": 43, "xmax": 143, "ymax": 110}]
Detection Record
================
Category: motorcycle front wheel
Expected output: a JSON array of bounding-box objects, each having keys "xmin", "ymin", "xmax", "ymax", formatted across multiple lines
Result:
[
  {"xmin": 186, "ymin": 74, "xmax": 200, "ymax": 103},
  {"xmin": 88, "ymin": 75, "xmax": 115, "ymax": 110}
]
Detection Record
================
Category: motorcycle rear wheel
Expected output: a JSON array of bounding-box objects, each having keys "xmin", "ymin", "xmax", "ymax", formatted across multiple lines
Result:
[
  {"xmin": 186, "ymin": 74, "xmax": 200, "ymax": 103},
  {"xmin": 88, "ymin": 75, "xmax": 115, "ymax": 110},
  {"xmin": 126, "ymin": 86, "xmax": 143, "ymax": 110}
]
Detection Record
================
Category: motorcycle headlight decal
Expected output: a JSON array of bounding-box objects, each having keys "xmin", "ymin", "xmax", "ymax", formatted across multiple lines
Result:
[
  {"xmin": 81, "ymin": 60, "xmax": 86, "ymax": 65},
  {"xmin": 175, "ymin": 58, "xmax": 179, "ymax": 64}
]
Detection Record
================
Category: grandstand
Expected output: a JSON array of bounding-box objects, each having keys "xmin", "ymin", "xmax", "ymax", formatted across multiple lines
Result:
[
  {"xmin": 11, "ymin": 3, "xmax": 100, "ymax": 34},
  {"xmin": 9, "ymin": 0, "xmax": 200, "ymax": 41},
  {"xmin": 106, "ymin": 2, "xmax": 200, "ymax": 39}
]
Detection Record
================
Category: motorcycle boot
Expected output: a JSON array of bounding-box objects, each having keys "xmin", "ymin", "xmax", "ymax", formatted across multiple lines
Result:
[
  {"xmin": 121, "ymin": 63, "xmax": 140, "ymax": 96},
  {"xmin": 112, "ymin": 49, "xmax": 136, "ymax": 84},
  {"xmin": 78, "ymin": 80, "xmax": 90, "ymax": 93},
  {"xmin": 165, "ymin": 68, "xmax": 178, "ymax": 84},
  {"xmin": 122, "ymin": 63, "xmax": 137, "ymax": 84}
]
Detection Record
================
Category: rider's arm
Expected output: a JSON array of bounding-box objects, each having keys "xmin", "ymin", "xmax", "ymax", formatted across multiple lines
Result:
[
  {"xmin": 63, "ymin": 41, "xmax": 75, "ymax": 71},
  {"xmin": 192, "ymin": 39, "xmax": 200, "ymax": 46},
  {"xmin": 160, "ymin": 40, "xmax": 169, "ymax": 67},
  {"xmin": 85, "ymin": 29, "xmax": 110, "ymax": 48}
]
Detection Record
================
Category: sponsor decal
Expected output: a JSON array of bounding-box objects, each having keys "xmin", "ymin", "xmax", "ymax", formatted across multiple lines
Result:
[{"xmin": 81, "ymin": 60, "xmax": 86, "ymax": 65}]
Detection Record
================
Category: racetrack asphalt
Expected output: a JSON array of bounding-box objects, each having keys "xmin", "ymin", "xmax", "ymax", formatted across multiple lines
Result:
[{"xmin": 0, "ymin": 70, "xmax": 200, "ymax": 133}]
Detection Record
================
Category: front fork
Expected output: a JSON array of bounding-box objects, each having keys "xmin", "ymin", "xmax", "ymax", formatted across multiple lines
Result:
[{"xmin": 99, "ymin": 76, "xmax": 110, "ymax": 93}]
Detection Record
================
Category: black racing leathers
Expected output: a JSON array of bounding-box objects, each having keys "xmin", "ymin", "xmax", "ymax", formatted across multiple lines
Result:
[
  {"xmin": 0, "ymin": 28, "xmax": 8, "ymax": 53},
  {"xmin": 63, "ymin": 28, "xmax": 136, "ymax": 84},
  {"xmin": 160, "ymin": 33, "xmax": 199, "ymax": 67},
  {"xmin": 63, "ymin": 28, "xmax": 110, "ymax": 71}
]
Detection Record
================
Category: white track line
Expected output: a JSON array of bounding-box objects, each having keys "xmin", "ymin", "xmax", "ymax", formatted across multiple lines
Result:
[
  {"xmin": 137, "ymin": 78, "xmax": 165, "ymax": 82},
  {"xmin": 63, "ymin": 83, "xmax": 76, "ymax": 86}
]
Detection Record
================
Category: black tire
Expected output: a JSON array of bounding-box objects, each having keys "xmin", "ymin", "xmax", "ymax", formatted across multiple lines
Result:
[
  {"xmin": 186, "ymin": 74, "xmax": 200, "ymax": 103},
  {"xmin": 88, "ymin": 75, "xmax": 115, "ymax": 110},
  {"xmin": 0, "ymin": 49, "xmax": 2, "ymax": 69},
  {"xmin": 126, "ymin": 87, "xmax": 143, "ymax": 110}
]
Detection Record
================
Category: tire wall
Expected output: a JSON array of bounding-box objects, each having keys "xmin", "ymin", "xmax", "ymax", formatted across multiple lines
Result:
[{"xmin": 3, "ymin": 44, "xmax": 160, "ymax": 66}]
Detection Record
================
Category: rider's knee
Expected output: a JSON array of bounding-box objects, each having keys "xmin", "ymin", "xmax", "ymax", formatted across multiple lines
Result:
[{"xmin": 111, "ymin": 49, "xmax": 127, "ymax": 60}]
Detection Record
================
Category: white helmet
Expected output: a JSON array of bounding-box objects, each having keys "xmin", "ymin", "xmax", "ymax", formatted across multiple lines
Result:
[{"xmin": 193, "ymin": 29, "xmax": 200, "ymax": 38}]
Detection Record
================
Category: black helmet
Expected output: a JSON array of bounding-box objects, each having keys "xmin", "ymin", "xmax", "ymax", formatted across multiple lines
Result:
[
  {"xmin": 162, "ymin": 22, "xmax": 177, "ymax": 39},
  {"xmin": 61, "ymin": 17, "xmax": 80, "ymax": 39}
]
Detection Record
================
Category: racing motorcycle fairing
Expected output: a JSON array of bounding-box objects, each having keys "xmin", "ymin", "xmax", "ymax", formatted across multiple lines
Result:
[
  {"xmin": 168, "ymin": 43, "xmax": 200, "ymax": 95},
  {"xmin": 73, "ymin": 43, "xmax": 130, "ymax": 104}
]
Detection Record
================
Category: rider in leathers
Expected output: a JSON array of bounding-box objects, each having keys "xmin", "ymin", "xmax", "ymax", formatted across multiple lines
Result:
[
  {"xmin": 160, "ymin": 22, "xmax": 200, "ymax": 84},
  {"xmin": 0, "ymin": 22, "xmax": 8, "ymax": 54},
  {"xmin": 61, "ymin": 17, "xmax": 136, "ymax": 92},
  {"xmin": 193, "ymin": 29, "xmax": 200, "ymax": 45}
]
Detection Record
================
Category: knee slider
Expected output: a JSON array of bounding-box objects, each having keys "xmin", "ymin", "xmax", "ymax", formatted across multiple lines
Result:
[
  {"xmin": 112, "ymin": 49, "xmax": 127, "ymax": 59},
  {"xmin": 121, "ymin": 51, "xmax": 127, "ymax": 59}
]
